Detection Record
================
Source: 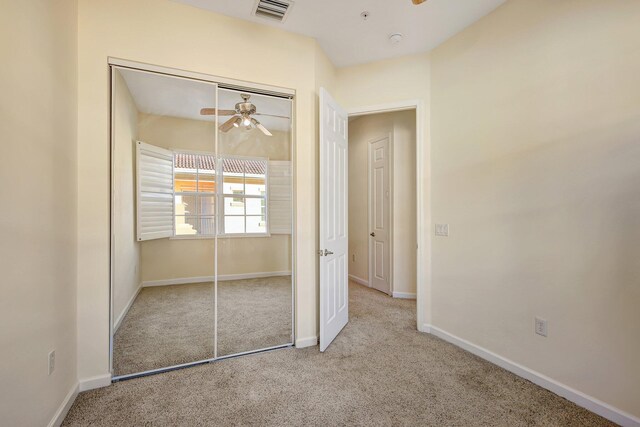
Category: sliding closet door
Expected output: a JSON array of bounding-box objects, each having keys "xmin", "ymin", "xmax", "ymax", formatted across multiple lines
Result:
[
  {"xmin": 111, "ymin": 67, "xmax": 218, "ymax": 377},
  {"xmin": 215, "ymin": 88, "xmax": 294, "ymax": 357}
]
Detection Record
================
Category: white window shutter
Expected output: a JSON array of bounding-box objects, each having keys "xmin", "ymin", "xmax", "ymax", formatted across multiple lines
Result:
[
  {"xmin": 136, "ymin": 141, "xmax": 174, "ymax": 241},
  {"xmin": 268, "ymin": 160, "xmax": 292, "ymax": 234}
]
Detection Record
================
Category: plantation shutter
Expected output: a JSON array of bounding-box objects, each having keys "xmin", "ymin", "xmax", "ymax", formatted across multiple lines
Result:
[
  {"xmin": 268, "ymin": 160, "xmax": 292, "ymax": 234},
  {"xmin": 136, "ymin": 141, "xmax": 174, "ymax": 241}
]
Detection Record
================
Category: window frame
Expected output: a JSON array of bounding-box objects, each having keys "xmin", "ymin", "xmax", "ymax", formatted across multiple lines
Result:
[
  {"xmin": 218, "ymin": 154, "xmax": 270, "ymax": 238},
  {"xmin": 171, "ymin": 150, "xmax": 270, "ymax": 239}
]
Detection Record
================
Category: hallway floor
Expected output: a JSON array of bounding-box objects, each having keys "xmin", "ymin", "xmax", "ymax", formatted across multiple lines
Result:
[{"xmin": 64, "ymin": 281, "xmax": 611, "ymax": 426}]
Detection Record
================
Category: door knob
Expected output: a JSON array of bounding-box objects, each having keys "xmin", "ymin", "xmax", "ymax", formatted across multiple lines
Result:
[
  {"xmin": 324, "ymin": 249, "xmax": 334, "ymax": 256},
  {"xmin": 370, "ymin": 232, "xmax": 375, "ymax": 237}
]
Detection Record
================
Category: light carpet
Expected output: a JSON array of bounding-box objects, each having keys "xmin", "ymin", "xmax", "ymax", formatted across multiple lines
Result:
[
  {"xmin": 113, "ymin": 276, "xmax": 292, "ymax": 376},
  {"xmin": 67, "ymin": 281, "xmax": 612, "ymax": 426}
]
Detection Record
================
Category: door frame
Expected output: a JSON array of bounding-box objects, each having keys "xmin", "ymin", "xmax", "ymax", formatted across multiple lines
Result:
[
  {"xmin": 348, "ymin": 100, "xmax": 430, "ymax": 333},
  {"xmin": 367, "ymin": 133, "xmax": 393, "ymax": 296}
]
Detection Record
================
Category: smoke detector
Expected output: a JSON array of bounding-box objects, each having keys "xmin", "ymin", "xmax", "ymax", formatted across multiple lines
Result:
[
  {"xmin": 253, "ymin": 0, "xmax": 294, "ymax": 23},
  {"xmin": 389, "ymin": 33, "xmax": 404, "ymax": 45}
]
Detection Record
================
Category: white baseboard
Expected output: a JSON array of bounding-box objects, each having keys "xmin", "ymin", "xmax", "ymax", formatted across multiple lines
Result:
[
  {"xmin": 47, "ymin": 383, "xmax": 78, "ymax": 427},
  {"xmin": 392, "ymin": 291, "xmax": 416, "ymax": 299},
  {"xmin": 219, "ymin": 271, "xmax": 291, "ymax": 281},
  {"xmin": 143, "ymin": 275, "xmax": 213, "ymax": 287},
  {"xmin": 425, "ymin": 325, "xmax": 640, "ymax": 427},
  {"xmin": 79, "ymin": 374, "xmax": 112, "ymax": 392},
  {"xmin": 295, "ymin": 336, "xmax": 318, "ymax": 348},
  {"xmin": 47, "ymin": 374, "xmax": 111, "ymax": 426},
  {"xmin": 113, "ymin": 284, "xmax": 141, "ymax": 332},
  {"xmin": 143, "ymin": 271, "xmax": 292, "ymax": 287},
  {"xmin": 348, "ymin": 274, "xmax": 369, "ymax": 287}
]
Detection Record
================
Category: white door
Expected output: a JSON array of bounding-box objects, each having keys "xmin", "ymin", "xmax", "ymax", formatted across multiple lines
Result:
[
  {"xmin": 319, "ymin": 87, "xmax": 348, "ymax": 352},
  {"xmin": 368, "ymin": 136, "xmax": 391, "ymax": 295}
]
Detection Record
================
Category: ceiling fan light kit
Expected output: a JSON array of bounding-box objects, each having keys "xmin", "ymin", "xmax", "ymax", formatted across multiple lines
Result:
[{"xmin": 200, "ymin": 93, "xmax": 289, "ymax": 136}]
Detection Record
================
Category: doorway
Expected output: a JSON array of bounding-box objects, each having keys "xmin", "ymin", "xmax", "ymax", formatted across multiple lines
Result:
[
  {"xmin": 347, "ymin": 110, "xmax": 417, "ymax": 299},
  {"xmin": 319, "ymin": 92, "xmax": 428, "ymax": 351}
]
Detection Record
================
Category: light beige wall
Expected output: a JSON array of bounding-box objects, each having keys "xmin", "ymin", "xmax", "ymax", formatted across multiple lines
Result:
[
  {"xmin": 315, "ymin": 45, "xmax": 337, "ymax": 95},
  {"xmin": 391, "ymin": 111, "xmax": 417, "ymax": 295},
  {"xmin": 136, "ymin": 113, "xmax": 291, "ymax": 282},
  {"xmin": 138, "ymin": 112, "xmax": 215, "ymax": 152},
  {"xmin": 136, "ymin": 113, "xmax": 291, "ymax": 159},
  {"xmin": 77, "ymin": 0, "xmax": 324, "ymax": 380},
  {"xmin": 220, "ymin": 125, "xmax": 292, "ymax": 161},
  {"xmin": 112, "ymin": 72, "xmax": 141, "ymax": 327},
  {"xmin": 430, "ymin": 0, "xmax": 640, "ymax": 417},
  {"xmin": 348, "ymin": 111, "xmax": 417, "ymax": 295},
  {"xmin": 141, "ymin": 236, "xmax": 292, "ymax": 281},
  {"xmin": 0, "ymin": 0, "xmax": 78, "ymax": 425},
  {"xmin": 336, "ymin": 53, "xmax": 430, "ymax": 109}
]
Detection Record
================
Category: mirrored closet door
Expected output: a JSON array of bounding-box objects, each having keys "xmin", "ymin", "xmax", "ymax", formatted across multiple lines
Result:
[
  {"xmin": 216, "ymin": 88, "xmax": 293, "ymax": 357},
  {"xmin": 110, "ymin": 65, "xmax": 294, "ymax": 380}
]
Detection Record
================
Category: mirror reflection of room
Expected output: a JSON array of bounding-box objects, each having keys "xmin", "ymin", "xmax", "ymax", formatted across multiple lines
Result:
[
  {"xmin": 112, "ymin": 68, "xmax": 217, "ymax": 377},
  {"xmin": 111, "ymin": 68, "xmax": 293, "ymax": 378},
  {"xmin": 215, "ymin": 89, "xmax": 293, "ymax": 357}
]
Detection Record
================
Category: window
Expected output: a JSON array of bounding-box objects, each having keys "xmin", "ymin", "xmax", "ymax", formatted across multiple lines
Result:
[
  {"xmin": 174, "ymin": 153, "xmax": 216, "ymax": 236},
  {"xmin": 137, "ymin": 143, "xmax": 290, "ymax": 240},
  {"xmin": 221, "ymin": 157, "xmax": 268, "ymax": 235},
  {"xmin": 173, "ymin": 152, "xmax": 268, "ymax": 237}
]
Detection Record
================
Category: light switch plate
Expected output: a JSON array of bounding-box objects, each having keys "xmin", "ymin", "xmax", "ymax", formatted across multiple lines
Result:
[
  {"xmin": 535, "ymin": 317, "xmax": 548, "ymax": 337},
  {"xmin": 435, "ymin": 224, "xmax": 449, "ymax": 237},
  {"xmin": 48, "ymin": 350, "xmax": 55, "ymax": 375}
]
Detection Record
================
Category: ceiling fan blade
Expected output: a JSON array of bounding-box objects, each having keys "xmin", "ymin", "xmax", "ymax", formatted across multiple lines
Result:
[
  {"xmin": 219, "ymin": 116, "xmax": 239, "ymax": 132},
  {"xmin": 251, "ymin": 118, "xmax": 272, "ymax": 136},
  {"xmin": 256, "ymin": 123, "xmax": 273, "ymax": 137},
  {"xmin": 412, "ymin": 0, "xmax": 426, "ymax": 4},
  {"xmin": 253, "ymin": 112, "xmax": 290, "ymax": 119},
  {"xmin": 200, "ymin": 108, "xmax": 237, "ymax": 116}
]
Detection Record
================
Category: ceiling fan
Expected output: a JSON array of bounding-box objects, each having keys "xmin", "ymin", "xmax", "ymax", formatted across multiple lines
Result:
[
  {"xmin": 412, "ymin": 0, "xmax": 427, "ymax": 4},
  {"xmin": 200, "ymin": 93, "xmax": 289, "ymax": 136}
]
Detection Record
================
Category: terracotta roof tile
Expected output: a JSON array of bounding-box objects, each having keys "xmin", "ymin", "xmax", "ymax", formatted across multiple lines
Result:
[{"xmin": 174, "ymin": 153, "xmax": 266, "ymax": 175}]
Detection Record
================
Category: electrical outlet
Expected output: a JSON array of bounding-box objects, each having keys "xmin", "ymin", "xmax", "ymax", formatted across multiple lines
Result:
[
  {"xmin": 48, "ymin": 350, "xmax": 55, "ymax": 375},
  {"xmin": 535, "ymin": 317, "xmax": 548, "ymax": 337},
  {"xmin": 435, "ymin": 223, "xmax": 449, "ymax": 237}
]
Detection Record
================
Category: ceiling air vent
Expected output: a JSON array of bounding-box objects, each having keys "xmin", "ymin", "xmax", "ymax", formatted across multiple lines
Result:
[{"xmin": 253, "ymin": 0, "xmax": 293, "ymax": 23}]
